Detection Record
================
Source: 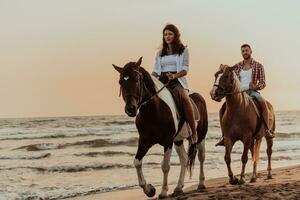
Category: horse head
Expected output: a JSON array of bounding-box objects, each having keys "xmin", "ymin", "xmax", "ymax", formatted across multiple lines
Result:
[
  {"xmin": 210, "ymin": 64, "xmax": 237, "ymax": 102},
  {"xmin": 113, "ymin": 57, "xmax": 144, "ymax": 117}
]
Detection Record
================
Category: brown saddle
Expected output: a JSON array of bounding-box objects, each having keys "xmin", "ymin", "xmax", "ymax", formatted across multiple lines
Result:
[{"xmin": 173, "ymin": 92, "xmax": 200, "ymax": 141}]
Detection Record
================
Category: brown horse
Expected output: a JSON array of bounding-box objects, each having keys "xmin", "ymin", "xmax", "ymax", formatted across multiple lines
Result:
[
  {"xmin": 210, "ymin": 65, "xmax": 275, "ymax": 184},
  {"xmin": 113, "ymin": 57, "xmax": 208, "ymax": 198}
]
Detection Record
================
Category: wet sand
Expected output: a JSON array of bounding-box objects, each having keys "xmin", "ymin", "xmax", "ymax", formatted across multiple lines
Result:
[{"xmin": 71, "ymin": 165, "xmax": 300, "ymax": 200}]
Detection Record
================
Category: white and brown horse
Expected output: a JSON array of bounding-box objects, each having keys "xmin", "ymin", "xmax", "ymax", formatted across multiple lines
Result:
[
  {"xmin": 113, "ymin": 57, "xmax": 208, "ymax": 198},
  {"xmin": 210, "ymin": 65, "xmax": 275, "ymax": 184}
]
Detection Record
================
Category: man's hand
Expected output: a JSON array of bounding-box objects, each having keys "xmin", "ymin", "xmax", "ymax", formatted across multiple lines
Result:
[{"xmin": 249, "ymin": 82, "xmax": 260, "ymax": 90}]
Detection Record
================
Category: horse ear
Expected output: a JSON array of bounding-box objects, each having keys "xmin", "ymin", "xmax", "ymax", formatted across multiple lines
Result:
[
  {"xmin": 135, "ymin": 57, "xmax": 143, "ymax": 68},
  {"xmin": 112, "ymin": 64, "xmax": 123, "ymax": 73},
  {"xmin": 228, "ymin": 66, "xmax": 237, "ymax": 72},
  {"xmin": 219, "ymin": 64, "xmax": 224, "ymax": 70}
]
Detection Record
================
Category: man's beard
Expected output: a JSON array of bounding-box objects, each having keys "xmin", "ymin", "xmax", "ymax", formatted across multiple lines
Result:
[{"xmin": 243, "ymin": 54, "xmax": 251, "ymax": 60}]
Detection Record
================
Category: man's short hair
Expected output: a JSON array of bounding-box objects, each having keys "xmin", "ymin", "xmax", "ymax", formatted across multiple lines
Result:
[{"xmin": 241, "ymin": 44, "xmax": 251, "ymax": 49}]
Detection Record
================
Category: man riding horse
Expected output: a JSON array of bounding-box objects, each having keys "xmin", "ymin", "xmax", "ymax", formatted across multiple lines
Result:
[{"xmin": 216, "ymin": 44, "xmax": 275, "ymax": 147}]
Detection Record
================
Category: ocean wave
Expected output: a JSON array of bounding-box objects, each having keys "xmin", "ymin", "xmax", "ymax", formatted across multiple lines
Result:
[
  {"xmin": 74, "ymin": 151, "xmax": 165, "ymax": 158},
  {"xmin": 104, "ymin": 120, "xmax": 134, "ymax": 125},
  {"xmin": 275, "ymin": 132, "xmax": 300, "ymax": 138},
  {"xmin": 260, "ymin": 155, "xmax": 293, "ymax": 161},
  {"xmin": 1, "ymin": 162, "xmax": 184, "ymax": 173},
  {"xmin": 0, "ymin": 153, "xmax": 51, "ymax": 160},
  {"xmin": 0, "ymin": 133, "xmax": 99, "ymax": 141},
  {"xmin": 27, "ymin": 119, "xmax": 57, "ymax": 123},
  {"xmin": 15, "ymin": 138, "xmax": 139, "ymax": 151},
  {"xmin": 15, "ymin": 143, "xmax": 61, "ymax": 151},
  {"xmin": 1, "ymin": 164, "xmax": 133, "ymax": 173},
  {"xmin": 74, "ymin": 151, "xmax": 135, "ymax": 157},
  {"xmin": 67, "ymin": 137, "xmax": 138, "ymax": 148}
]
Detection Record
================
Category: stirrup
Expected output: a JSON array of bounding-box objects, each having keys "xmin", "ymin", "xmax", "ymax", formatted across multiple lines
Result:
[{"xmin": 266, "ymin": 130, "xmax": 275, "ymax": 138}]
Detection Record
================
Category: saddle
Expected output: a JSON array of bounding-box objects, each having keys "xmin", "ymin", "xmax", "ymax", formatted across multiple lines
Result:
[
  {"xmin": 248, "ymin": 96, "xmax": 274, "ymax": 139},
  {"xmin": 173, "ymin": 91, "xmax": 200, "ymax": 142},
  {"xmin": 150, "ymin": 75, "xmax": 200, "ymax": 141},
  {"xmin": 249, "ymin": 97, "xmax": 261, "ymax": 118}
]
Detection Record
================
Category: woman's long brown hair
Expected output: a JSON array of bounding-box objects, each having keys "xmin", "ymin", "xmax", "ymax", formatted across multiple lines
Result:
[{"xmin": 160, "ymin": 24, "xmax": 185, "ymax": 57}]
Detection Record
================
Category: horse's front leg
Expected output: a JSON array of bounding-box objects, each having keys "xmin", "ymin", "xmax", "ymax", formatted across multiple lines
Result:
[
  {"xmin": 159, "ymin": 147, "xmax": 172, "ymax": 198},
  {"xmin": 224, "ymin": 139, "xmax": 238, "ymax": 185},
  {"xmin": 134, "ymin": 142, "xmax": 155, "ymax": 197},
  {"xmin": 239, "ymin": 139, "xmax": 251, "ymax": 184}
]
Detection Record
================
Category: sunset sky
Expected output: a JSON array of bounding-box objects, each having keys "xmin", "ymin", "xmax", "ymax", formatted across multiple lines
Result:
[{"xmin": 0, "ymin": 0, "xmax": 299, "ymax": 118}]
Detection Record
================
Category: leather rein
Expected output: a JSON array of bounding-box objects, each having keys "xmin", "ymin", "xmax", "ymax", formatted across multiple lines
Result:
[{"xmin": 119, "ymin": 70, "xmax": 169, "ymax": 110}]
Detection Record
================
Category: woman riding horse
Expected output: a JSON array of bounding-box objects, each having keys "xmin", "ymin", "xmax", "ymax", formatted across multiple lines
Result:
[{"xmin": 152, "ymin": 24, "xmax": 198, "ymax": 145}]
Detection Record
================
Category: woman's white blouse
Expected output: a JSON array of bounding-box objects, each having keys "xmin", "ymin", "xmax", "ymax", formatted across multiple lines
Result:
[
  {"xmin": 160, "ymin": 55, "xmax": 177, "ymax": 72},
  {"xmin": 153, "ymin": 48, "xmax": 190, "ymax": 89}
]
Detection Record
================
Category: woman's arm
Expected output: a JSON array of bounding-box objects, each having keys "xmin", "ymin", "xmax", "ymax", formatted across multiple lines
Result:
[
  {"xmin": 167, "ymin": 48, "xmax": 189, "ymax": 80},
  {"xmin": 152, "ymin": 51, "xmax": 162, "ymax": 77}
]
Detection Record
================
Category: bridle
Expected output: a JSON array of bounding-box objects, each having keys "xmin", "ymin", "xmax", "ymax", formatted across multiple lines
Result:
[
  {"xmin": 119, "ymin": 69, "xmax": 144, "ymax": 106},
  {"xmin": 213, "ymin": 78, "xmax": 245, "ymax": 96},
  {"xmin": 119, "ymin": 69, "xmax": 169, "ymax": 110}
]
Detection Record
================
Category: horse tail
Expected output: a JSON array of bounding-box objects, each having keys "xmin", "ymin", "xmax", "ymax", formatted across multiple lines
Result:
[
  {"xmin": 252, "ymin": 138, "xmax": 262, "ymax": 162},
  {"xmin": 187, "ymin": 143, "xmax": 197, "ymax": 178}
]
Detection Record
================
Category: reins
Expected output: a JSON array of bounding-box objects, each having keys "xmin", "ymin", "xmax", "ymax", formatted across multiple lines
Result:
[
  {"xmin": 118, "ymin": 69, "xmax": 170, "ymax": 111},
  {"xmin": 137, "ymin": 80, "xmax": 169, "ymax": 110}
]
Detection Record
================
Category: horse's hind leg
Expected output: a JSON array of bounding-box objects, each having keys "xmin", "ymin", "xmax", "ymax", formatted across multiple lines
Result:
[
  {"xmin": 266, "ymin": 137, "xmax": 273, "ymax": 179},
  {"xmin": 173, "ymin": 141, "xmax": 187, "ymax": 196},
  {"xmin": 197, "ymin": 139, "xmax": 206, "ymax": 191},
  {"xmin": 225, "ymin": 140, "xmax": 238, "ymax": 185},
  {"xmin": 159, "ymin": 147, "xmax": 172, "ymax": 198},
  {"xmin": 250, "ymin": 138, "xmax": 262, "ymax": 183},
  {"xmin": 266, "ymin": 111, "xmax": 275, "ymax": 179}
]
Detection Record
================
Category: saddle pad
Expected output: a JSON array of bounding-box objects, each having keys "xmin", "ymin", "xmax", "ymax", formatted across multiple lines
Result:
[{"xmin": 150, "ymin": 75, "xmax": 179, "ymax": 133}]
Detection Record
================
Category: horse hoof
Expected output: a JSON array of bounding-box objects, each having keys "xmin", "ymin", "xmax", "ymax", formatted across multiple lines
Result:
[
  {"xmin": 172, "ymin": 188, "xmax": 183, "ymax": 196},
  {"xmin": 238, "ymin": 178, "xmax": 245, "ymax": 185},
  {"xmin": 145, "ymin": 184, "xmax": 156, "ymax": 197},
  {"xmin": 267, "ymin": 174, "xmax": 273, "ymax": 179},
  {"xmin": 158, "ymin": 194, "xmax": 167, "ymax": 199},
  {"xmin": 229, "ymin": 176, "xmax": 239, "ymax": 185},
  {"xmin": 250, "ymin": 177, "xmax": 257, "ymax": 183},
  {"xmin": 197, "ymin": 184, "xmax": 206, "ymax": 192}
]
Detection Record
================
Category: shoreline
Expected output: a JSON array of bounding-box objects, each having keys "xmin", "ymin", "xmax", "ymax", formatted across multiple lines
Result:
[{"xmin": 71, "ymin": 165, "xmax": 300, "ymax": 200}]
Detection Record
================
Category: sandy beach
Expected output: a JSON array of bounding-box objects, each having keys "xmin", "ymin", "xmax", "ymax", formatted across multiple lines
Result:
[{"xmin": 72, "ymin": 165, "xmax": 300, "ymax": 200}]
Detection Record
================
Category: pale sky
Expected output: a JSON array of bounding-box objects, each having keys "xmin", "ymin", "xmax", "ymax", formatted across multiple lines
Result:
[{"xmin": 0, "ymin": 0, "xmax": 299, "ymax": 118}]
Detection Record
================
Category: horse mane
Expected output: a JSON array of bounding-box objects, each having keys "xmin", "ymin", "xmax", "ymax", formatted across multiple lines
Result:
[{"xmin": 139, "ymin": 67, "xmax": 157, "ymax": 95}]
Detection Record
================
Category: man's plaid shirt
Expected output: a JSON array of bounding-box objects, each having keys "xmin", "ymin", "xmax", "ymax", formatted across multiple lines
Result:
[{"xmin": 233, "ymin": 58, "xmax": 266, "ymax": 90}]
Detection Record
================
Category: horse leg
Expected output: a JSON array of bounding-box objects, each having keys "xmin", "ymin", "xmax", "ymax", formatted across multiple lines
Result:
[
  {"xmin": 172, "ymin": 141, "xmax": 187, "ymax": 196},
  {"xmin": 197, "ymin": 139, "xmax": 206, "ymax": 191},
  {"xmin": 134, "ymin": 143, "xmax": 155, "ymax": 197},
  {"xmin": 250, "ymin": 138, "xmax": 262, "ymax": 182},
  {"xmin": 239, "ymin": 139, "xmax": 251, "ymax": 184},
  {"xmin": 225, "ymin": 140, "xmax": 238, "ymax": 185},
  {"xmin": 266, "ymin": 137, "xmax": 273, "ymax": 179},
  {"xmin": 159, "ymin": 147, "xmax": 172, "ymax": 198}
]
